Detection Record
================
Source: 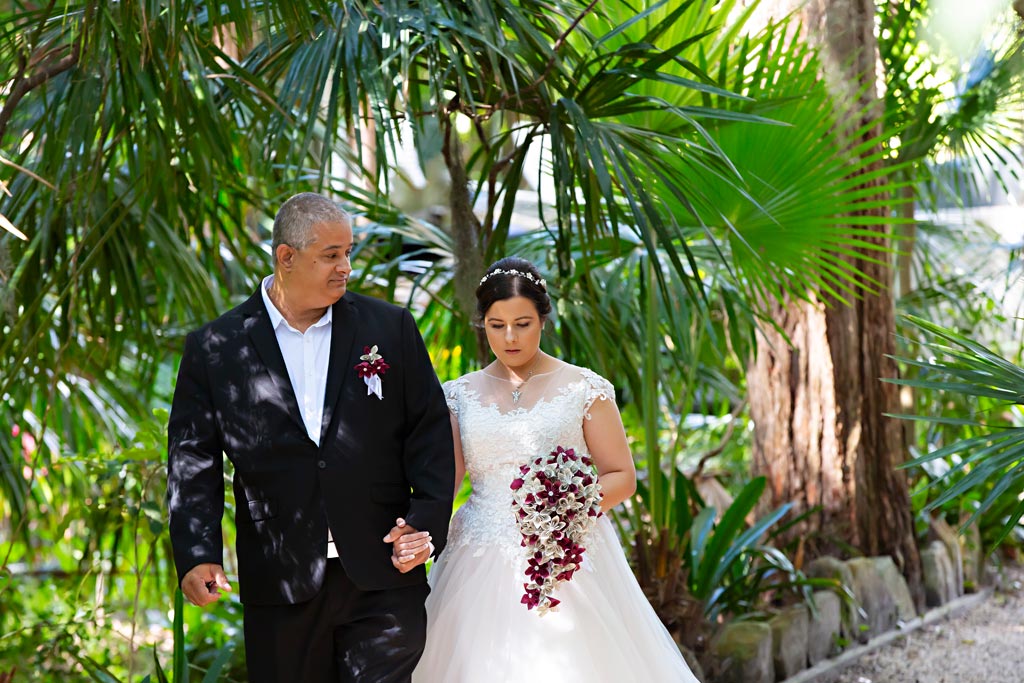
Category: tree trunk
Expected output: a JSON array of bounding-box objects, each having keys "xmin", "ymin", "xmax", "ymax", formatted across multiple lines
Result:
[
  {"xmin": 749, "ymin": 295, "xmax": 849, "ymax": 540},
  {"xmin": 441, "ymin": 117, "xmax": 489, "ymax": 363},
  {"xmin": 744, "ymin": 0, "xmax": 923, "ymax": 605}
]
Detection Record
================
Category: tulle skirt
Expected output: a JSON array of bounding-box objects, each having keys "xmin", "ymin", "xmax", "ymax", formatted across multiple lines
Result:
[{"xmin": 412, "ymin": 517, "xmax": 700, "ymax": 682}]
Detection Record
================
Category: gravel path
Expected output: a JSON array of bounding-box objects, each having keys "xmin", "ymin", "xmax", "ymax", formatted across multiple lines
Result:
[{"xmin": 834, "ymin": 570, "xmax": 1024, "ymax": 683}]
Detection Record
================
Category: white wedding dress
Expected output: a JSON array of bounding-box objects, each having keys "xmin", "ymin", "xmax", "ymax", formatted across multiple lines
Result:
[{"xmin": 413, "ymin": 364, "xmax": 699, "ymax": 682}]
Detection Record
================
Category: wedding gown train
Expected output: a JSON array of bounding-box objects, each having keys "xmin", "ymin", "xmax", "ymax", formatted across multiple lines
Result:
[{"xmin": 412, "ymin": 364, "xmax": 699, "ymax": 682}]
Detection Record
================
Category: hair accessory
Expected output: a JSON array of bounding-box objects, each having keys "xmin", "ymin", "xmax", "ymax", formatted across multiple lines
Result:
[{"xmin": 478, "ymin": 268, "xmax": 547, "ymax": 290}]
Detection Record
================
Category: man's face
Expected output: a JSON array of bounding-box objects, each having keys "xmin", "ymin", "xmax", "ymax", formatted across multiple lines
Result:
[{"xmin": 282, "ymin": 220, "xmax": 354, "ymax": 309}]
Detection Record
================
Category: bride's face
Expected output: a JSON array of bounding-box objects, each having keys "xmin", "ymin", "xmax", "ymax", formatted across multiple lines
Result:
[{"xmin": 483, "ymin": 296, "xmax": 544, "ymax": 370}]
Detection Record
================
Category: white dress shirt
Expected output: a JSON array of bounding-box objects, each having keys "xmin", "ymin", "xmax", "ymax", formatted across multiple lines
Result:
[{"xmin": 260, "ymin": 275, "xmax": 339, "ymax": 558}]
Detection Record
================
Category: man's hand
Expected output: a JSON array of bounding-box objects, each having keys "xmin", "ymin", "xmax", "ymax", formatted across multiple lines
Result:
[
  {"xmin": 181, "ymin": 563, "xmax": 232, "ymax": 607},
  {"xmin": 383, "ymin": 518, "xmax": 433, "ymax": 573}
]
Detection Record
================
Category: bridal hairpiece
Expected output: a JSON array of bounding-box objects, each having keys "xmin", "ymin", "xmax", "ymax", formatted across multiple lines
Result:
[{"xmin": 478, "ymin": 268, "xmax": 547, "ymax": 290}]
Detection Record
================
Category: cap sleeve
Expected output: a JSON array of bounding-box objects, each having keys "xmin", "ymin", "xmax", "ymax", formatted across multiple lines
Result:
[
  {"xmin": 441, "ymin": 378, "xmax": 464, "ymax": 416},
  {"xmin": 579, "ymin": 368, "xmax": 616, "ymax": 420}
]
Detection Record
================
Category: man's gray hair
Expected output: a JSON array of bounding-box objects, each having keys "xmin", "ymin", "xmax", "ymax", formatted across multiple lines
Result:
[{"xmin": 272, "ymin": 193, "xmax": 351, "ymax": 259}]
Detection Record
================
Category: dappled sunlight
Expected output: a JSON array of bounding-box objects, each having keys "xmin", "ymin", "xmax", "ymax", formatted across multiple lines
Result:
[{"xmin": 3, "ymin": 0, "xmax": 1023, "ymax": 680}]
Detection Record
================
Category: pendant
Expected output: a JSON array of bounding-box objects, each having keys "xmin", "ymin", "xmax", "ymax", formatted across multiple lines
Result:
[{"xmin": 512, "ymin": 389, "xmax": 522, "ymax": 404}]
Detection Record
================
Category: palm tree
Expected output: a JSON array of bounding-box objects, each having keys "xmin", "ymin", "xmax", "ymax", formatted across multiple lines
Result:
[{"xmin": 737, "ymin": 0, "xmax": 1021, "ymax": 604}]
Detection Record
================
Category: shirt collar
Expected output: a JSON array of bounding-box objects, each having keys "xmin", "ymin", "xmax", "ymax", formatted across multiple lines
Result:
[{"xmin": 261, "ymin": 275, "xmax": 333, "ymax": 331}]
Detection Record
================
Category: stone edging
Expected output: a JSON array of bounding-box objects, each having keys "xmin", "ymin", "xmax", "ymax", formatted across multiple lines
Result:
[{"xmin": 779, "ymin": 587, "xmax": 993, "ymax": 683}]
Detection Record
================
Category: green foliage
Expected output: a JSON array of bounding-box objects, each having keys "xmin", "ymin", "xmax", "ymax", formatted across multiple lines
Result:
[
  {"xmin": 685, "ymin": 478, "xmax": 789, "ymax": 614},
  {"xmin": 880, "ymin": 0, "xmax": 1024, "ymax": 206},
  {"xmin": 676, "ymin": 12, "xmax": 907, "ymax": 304},
  {"xmin": 0, "ymin": 412, "xmax": 245, "ymax": 681},
  {"xmin": 1, "ymin": 0, "xmax": 903, "ymax": 524},
  {"xmin": 887, "ymin": 314, "xmax": 1024, "ymax": 549},
  {"xmin": 626, "ymin": 474, "xmax": 844, "ymax": 649}
]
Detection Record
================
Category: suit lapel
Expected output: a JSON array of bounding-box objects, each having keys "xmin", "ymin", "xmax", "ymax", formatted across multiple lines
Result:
[
  {"xmin": 243, "ymin": 290, "xmax": 307, "ymax": 435},
  {"xmin": 320, "ymin": 294, "xmax": 359, "ymax": 445}
]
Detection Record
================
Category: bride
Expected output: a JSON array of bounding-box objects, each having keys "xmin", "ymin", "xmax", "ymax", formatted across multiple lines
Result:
[{"xmin": 412, "ymin": 257, "xmax": 699, "ymax": 682}]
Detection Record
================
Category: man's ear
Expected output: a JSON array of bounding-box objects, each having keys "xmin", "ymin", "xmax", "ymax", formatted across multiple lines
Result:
[{"xmin": 275, "ymin": 243, "xmax": 295, "ymax": 270}]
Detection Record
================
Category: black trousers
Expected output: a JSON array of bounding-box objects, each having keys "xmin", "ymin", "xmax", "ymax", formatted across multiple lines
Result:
[{"xmin": 243, "ymin": 560, "xmax": 429, "ymax": 683}]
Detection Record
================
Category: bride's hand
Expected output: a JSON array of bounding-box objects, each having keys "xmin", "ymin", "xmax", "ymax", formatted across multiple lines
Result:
[{"xmin": 383, "ymin": 518, "xmax": 433, "ymax": 572}]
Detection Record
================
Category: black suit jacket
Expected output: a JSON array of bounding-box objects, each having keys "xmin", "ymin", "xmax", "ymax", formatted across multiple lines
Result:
[{"xmin": 166, "ymin": 288, "xmax": 455, "ymax": 605}]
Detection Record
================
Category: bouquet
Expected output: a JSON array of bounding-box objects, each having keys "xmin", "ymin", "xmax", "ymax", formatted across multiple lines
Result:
[{"xmin": 510, "ymin": 445, "xmax": 603, "ymax": 615}]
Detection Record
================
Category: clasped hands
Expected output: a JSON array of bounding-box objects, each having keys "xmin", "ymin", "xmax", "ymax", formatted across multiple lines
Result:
[
  {"xmin": 383, "ymin": 517, "xmax": 433, "ymax": 573},
  {"xmin": 182, "ymin": 517, "xmax": 432, "ymax": 605}
]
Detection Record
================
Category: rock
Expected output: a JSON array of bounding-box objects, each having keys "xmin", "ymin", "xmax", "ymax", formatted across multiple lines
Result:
[
  {"xmin": 870, "ymin": 555, "xmax": 917, "ymax": 622},
  {"xmin": 983, "ymin": 563, "xmax": 1004, "ymax": 590},
  {"xmin": 710, "ymin": 621, "xmax": 774, "ymax": 683},
  {"xmin": 806, "ymin": 556, "xmax": 855, "ymax": 589},
  {"xmin": 770, "ymin": 605, "xmax": 809, "ymax": 680},
  {"xmin": 921, "ymin": 540, "xmax": 957, "ymax": 606},
  {"xmin": 807, "ymin": 590, "xmax": 842, "ymax": 665},
  {"xmin": 678, "ymin": 644, "xmax": 707, "ymax": 683},
  {"xmin": 807, "ymin": 556, "xmax": 862, "ymax": 645},
  {"xmin": 958, "ymin": 517, "xmax": 985, "ymax": 592},
  {"xmin": 929, "ymin": 516, "xmax": 964, "ymax": 597},
  {"xmin": 846, "ymin": 557, "xmax": 899, "ymax": 639}
]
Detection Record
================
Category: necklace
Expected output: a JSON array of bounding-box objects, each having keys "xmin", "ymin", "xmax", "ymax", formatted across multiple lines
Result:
[{"xmin": 506, "ymin": 356, "xmax": 542, "ymax": 404}]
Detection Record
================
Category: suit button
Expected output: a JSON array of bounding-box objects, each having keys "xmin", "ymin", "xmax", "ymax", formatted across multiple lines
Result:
[{"xmin": 318, "ymin": 460, "xmax": 327, "ymax": 469}]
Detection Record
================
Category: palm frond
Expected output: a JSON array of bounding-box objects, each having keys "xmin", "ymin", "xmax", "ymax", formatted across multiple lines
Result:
[{"xmin": 887, "ymin": 314, "xmax": 1024, "ymax": 546}]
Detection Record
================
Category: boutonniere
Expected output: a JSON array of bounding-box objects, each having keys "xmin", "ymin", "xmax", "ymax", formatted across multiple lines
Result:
[{"xmin": 354, "ymin": 345, "xmax": 390, "ymax": 400}]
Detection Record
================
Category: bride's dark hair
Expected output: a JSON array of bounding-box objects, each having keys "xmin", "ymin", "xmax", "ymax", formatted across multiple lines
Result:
[{"xmin": 475, "ymin": 257, "xmax": 552, "ymax": 322}]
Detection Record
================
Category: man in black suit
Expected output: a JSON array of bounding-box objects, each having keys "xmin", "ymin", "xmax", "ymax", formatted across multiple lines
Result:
[{"xmin": 167, "ymin": 193, "xmax": 454, "ymax": 682}]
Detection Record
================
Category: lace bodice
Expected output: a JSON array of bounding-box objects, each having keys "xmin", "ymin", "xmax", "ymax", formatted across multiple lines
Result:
[{"xmin": 441, "ymin": 364, "xmax": 616, "ymax": 559}]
